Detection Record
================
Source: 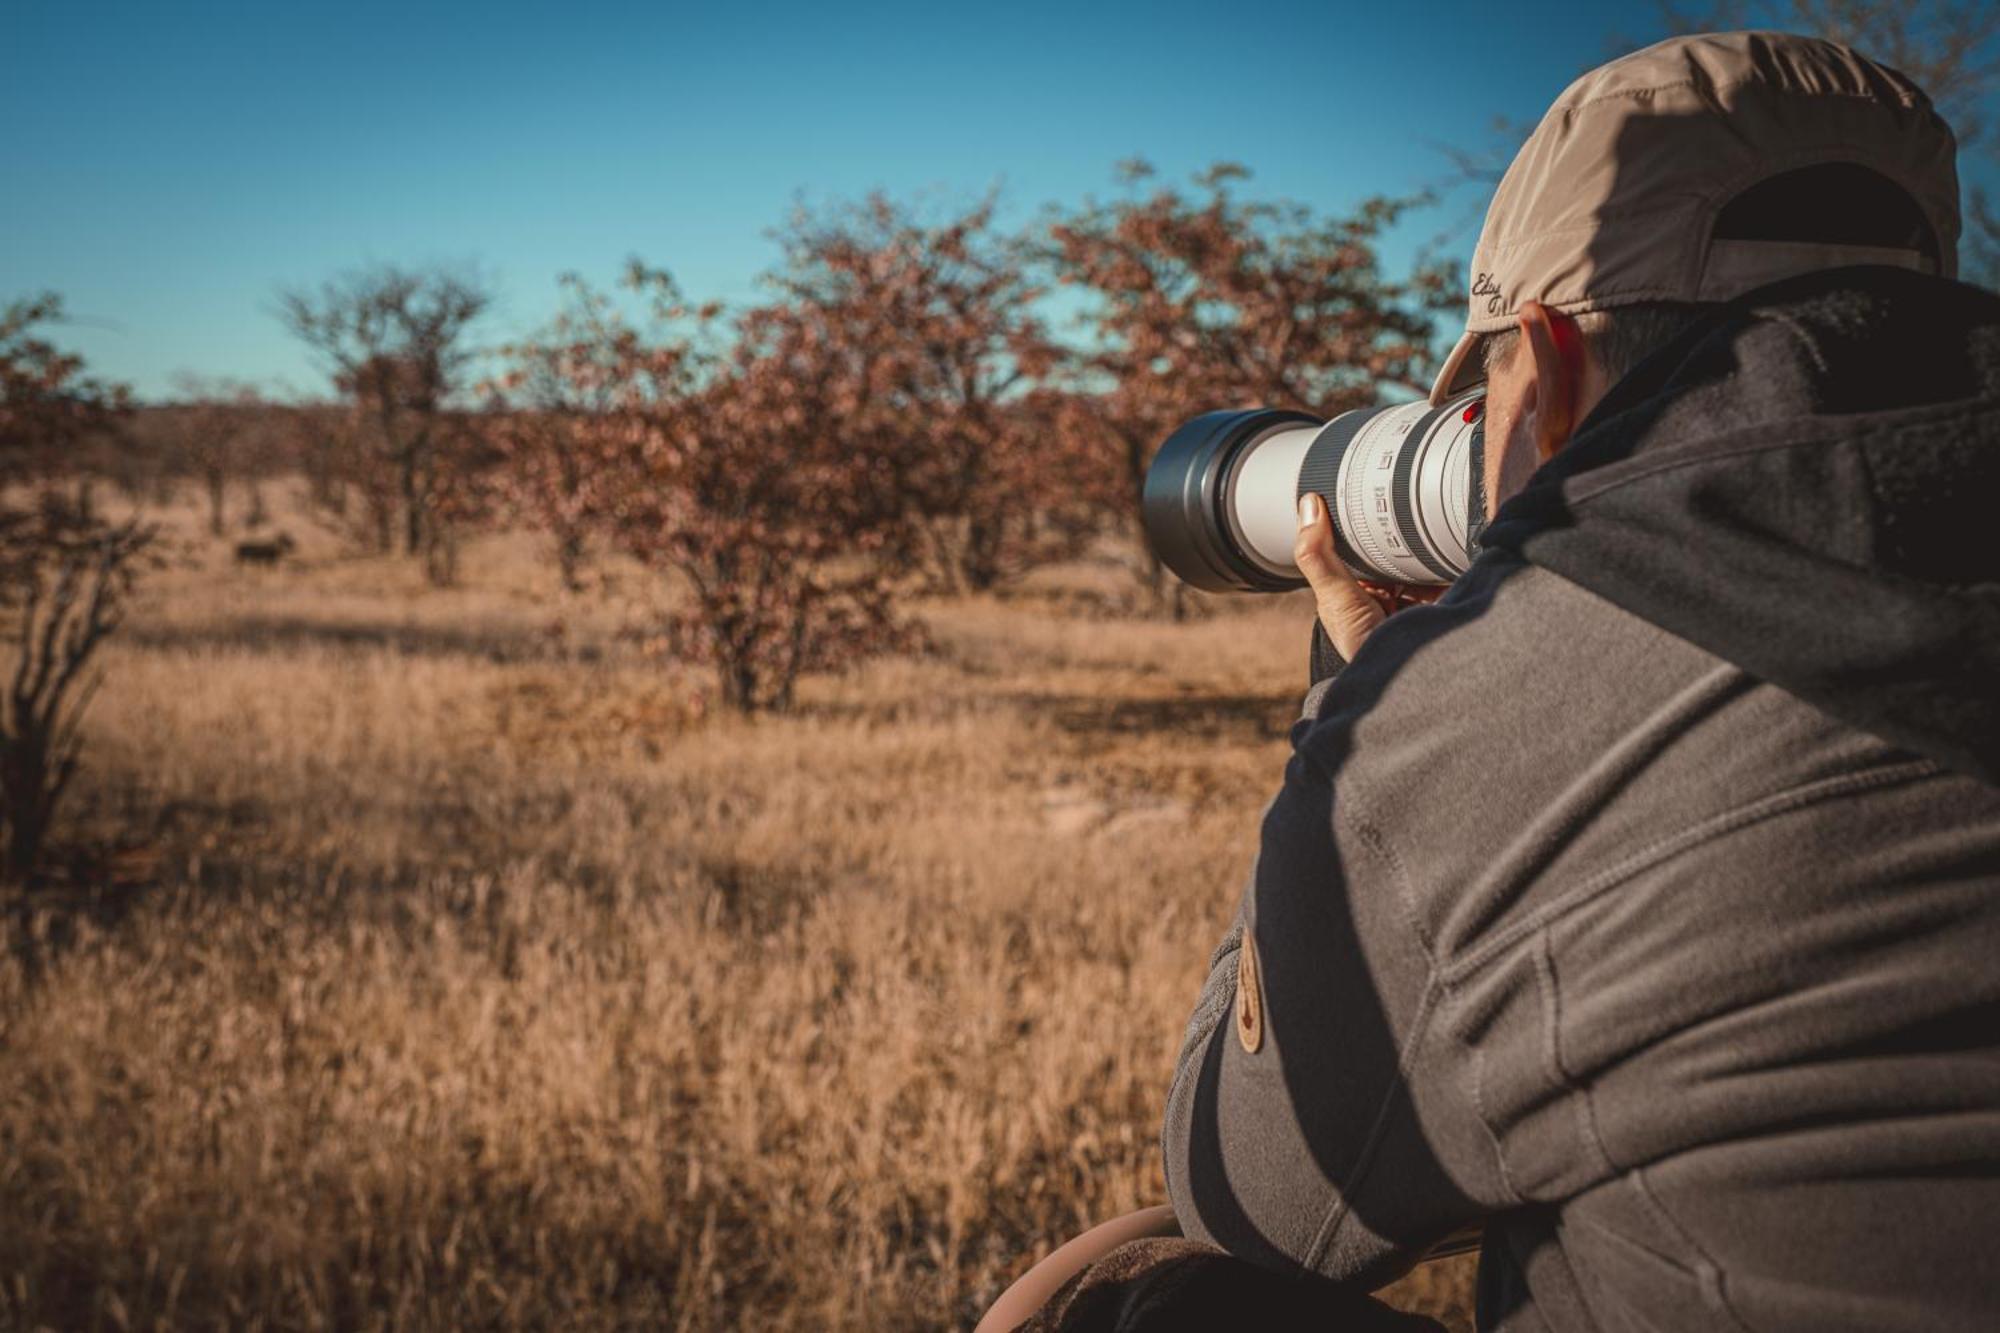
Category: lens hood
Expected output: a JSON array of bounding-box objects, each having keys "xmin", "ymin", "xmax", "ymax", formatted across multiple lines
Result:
[{"xmin": 1142, "ymin": 408, "xmax": 1318, "ymax": 593}]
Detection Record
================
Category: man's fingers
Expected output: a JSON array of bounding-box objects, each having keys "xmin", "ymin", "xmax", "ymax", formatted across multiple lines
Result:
[{"xmin": 1295, "ymin": 493, "xmax": 1386, "ymax": 662}]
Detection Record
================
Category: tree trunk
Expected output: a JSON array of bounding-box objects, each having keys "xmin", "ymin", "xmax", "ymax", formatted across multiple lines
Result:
[
  {"xmin": 401, "ymin": 451, "xmax": 425, "ymax": 556},
  {"xmin": 963, "ymin": 512, "xmax": 1005, "ymax": 592},
  {"xmin": 557, "ymin": 530, "xmax": 587, "ymax": 593},
  {"xmin": 424, "ymin": 524, "xmax": 460, "ymax": 587},
  {"xmin": 718, "ymin": 658, "xmax": 759, "ymax": 714},
  {"xmin": 0, "ymin": 729, "xmax": 50, "ymax": 885},
  {"xmin": 1138, "ymin": 527, "xmax": 1173, "ymax": 614},
  {"xmin": 206, "ymin": 471, "xmax": 227, "ymax": 536},
  {"xmin": 912, "ymin": 519, "xmax": 963, "ymax": 595}
]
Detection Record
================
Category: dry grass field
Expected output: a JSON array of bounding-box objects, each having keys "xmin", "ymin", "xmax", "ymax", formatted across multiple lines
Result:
[{"xmin": 0, "ymin": 496, "xmax": 1475, "ymax": 1330}]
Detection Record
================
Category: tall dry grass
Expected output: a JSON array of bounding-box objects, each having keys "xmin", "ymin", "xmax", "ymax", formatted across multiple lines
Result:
[{"xmin": 0, "ymin": 502, "xmax": 1474, "ymax": 1329}]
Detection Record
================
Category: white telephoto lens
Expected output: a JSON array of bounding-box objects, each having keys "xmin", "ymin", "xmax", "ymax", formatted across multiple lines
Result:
[
  {"xmin": 1222, "ymin": 421, "xmax": 1320, "ymax": 577},
  {"xmin": 1222, "ymin": 393, "xmax": 1482, "ymax": 586},
  {"xmin": 1141, "ymin": 393, "xmax": 1483, "ymax": 593}
]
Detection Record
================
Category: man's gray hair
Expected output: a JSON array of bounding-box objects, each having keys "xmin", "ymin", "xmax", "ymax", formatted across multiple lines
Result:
[{"xmin": 1481, "ymin": 303, "xmax": 1715, "ymax": 389}]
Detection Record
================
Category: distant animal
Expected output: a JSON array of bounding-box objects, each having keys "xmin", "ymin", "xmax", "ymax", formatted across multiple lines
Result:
[{"xmin": 234, "ymin": 532, "xmax": 296, "ymax": 566}]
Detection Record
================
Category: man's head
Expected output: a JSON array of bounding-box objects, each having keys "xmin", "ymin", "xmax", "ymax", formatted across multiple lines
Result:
[{"xmin": 1438, "ymin": 32, "xmax": 1962, "ymax": 513}]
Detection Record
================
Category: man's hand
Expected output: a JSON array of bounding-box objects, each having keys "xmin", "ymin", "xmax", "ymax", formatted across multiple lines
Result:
[{"xmin": 1295, "ymin": 493, "xmax": 1387, "ymax": 664}]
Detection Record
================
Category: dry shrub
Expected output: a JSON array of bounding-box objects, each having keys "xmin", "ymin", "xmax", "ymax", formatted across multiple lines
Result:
[{"xmin": 0, "ymin": 519, "xmax": 1473, "ymax": 1330}]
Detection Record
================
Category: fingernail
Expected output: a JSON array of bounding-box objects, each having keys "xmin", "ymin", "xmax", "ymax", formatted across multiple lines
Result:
[{"xmin": 1297, "ymin": 493, "xmax": 1321, "ymax": 527}]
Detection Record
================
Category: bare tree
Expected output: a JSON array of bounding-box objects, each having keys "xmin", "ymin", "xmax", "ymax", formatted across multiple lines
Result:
[
  {"xmin": 165, "ymin": 377, "xmax": 277, "ymax": 536},
  {"xmin": 287, "ymin": 398, "xmax": 395, "ymax": 548},
  {"xmin": 0, "ymin": 294, "xmax": 153, "ymax": 884},
  {"xmin": 2, "ymin": 499, "xmax": 151, "ymax": 881},
  {"xmin": 275, "ymin": 265, "xmax": 491, "ymax": 565}
]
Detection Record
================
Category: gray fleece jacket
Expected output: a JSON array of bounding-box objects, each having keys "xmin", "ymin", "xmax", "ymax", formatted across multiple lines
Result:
[{"xmin": 1161, "ymin": 266, "xmax": 2000, "ymax": 1331}]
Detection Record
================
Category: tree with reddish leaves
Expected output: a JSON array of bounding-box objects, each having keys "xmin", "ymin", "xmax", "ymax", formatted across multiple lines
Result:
[
  {"xmin": 650, "ymin": 277, "xmax": 929, "ymax": 713},
  {"xmin": 0, "ymin": 294, "xmax": 154, "ymax": 883},
  {"xmin": 1, "ymin": 294, "xmax": 130, "ymax": 471},
  {"xmin": 774, "ymin": 195, "xmax": 1097, "ymax": 592},
  {"xmin": 504, "ymin": 266, "xmax": 925, "ymax": 713},
  {"xmin": 276, "ymin": 265, "xmax": 491, "ymax": 575},
  {"xmin": 1044, "ymin": 162, "xmax": 1451, "ymax": 600},
  {"xmin": 490, "ymin": 277, "xmax": 648, "ymax": 592}
]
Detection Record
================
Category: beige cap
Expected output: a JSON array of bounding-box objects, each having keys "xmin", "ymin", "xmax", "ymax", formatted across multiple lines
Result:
[{"xmin": 1429, "ymin": 30, "xmax": 1961, "ymax": 405}]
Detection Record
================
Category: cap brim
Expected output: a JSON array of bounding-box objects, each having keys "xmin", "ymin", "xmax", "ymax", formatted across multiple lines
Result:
[{"xmin": 1428, "ymin": 330, "xmax": 1485, "ymax": 406}]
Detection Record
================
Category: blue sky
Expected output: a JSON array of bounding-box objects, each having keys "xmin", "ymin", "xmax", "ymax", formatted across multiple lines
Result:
[{"xmin": 2, "ymin": 0, "xmax": 1979, "ymax": 399}]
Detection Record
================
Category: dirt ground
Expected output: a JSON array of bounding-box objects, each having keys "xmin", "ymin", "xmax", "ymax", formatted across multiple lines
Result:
[{"xmin": 0, "ymin": 499, "xmax": 1477, "ymax": 1330}]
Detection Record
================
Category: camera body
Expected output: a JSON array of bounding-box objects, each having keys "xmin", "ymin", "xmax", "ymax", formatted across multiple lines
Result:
[{"xmin": 1143, "ymin": 391, "xmax": 1488, "ymax": 592}]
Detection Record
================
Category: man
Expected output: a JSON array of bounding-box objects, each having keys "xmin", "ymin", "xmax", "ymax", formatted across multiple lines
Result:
[{"xmin": 1149, "ymin": 30, "xmax": 2000, "ymax": 1333}]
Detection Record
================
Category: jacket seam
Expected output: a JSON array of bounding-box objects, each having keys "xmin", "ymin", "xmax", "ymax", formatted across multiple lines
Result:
[
  {"xmin": 1544, "ymin": 1218, "xmax": 1609, "ymax": 1333},
  {"xmin": 1446, "ymin": 664, "xmax": 1748, "ymax": 950},
  {"xmin": 1300, "ymin": 976, "xmax": 1441, "ymax": 1271},
  {"xmin": 1536, "ymin": 931, "xmax": 1617, "ymax": 1175},
  {"xmin": 1294, "ymin": 807, "xmax": 1443, "ymax": 1270},
  {"xmin": 1470, "ymin": 1037, "xmax": 1525, "ymax": 1206},
  {"xmin": 1440, "ymin": 759, "xmax": 1941, "ymax": 986},
  {"xmin": 1628, "ymin": 1163, "xmax": 1750, "ymax": 1329},
  {"xmin": 1542, "ymin": 932, "xmax": 1753, "ymax": 1331},
  {"xmin": 1351, "ymin": 817, "xmax": 1439, "ymax": 966},
  {"xmin": 1297, "ymin": 798, "xmax": 1458, "ymax": 1263}
]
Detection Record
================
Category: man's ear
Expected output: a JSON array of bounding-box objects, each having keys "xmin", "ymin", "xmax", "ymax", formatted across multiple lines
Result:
[{"xmin": 1517, "ymin": 301, "xmax": 1581, "ymax": 461}]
